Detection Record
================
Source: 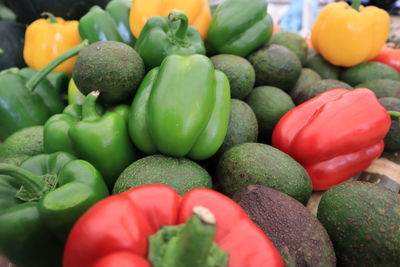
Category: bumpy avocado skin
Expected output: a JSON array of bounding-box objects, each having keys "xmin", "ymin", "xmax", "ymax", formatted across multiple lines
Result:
[
  {"xmin": 0, "ymin": 126, "xmax": 44, "ymax": 165},
  {"xmin": 379, "ymin": 97, "xmax": 400, "ymax": 152},
  {"xmin": 233, "ymin": 185, "xmax": 336, "ymax": 267},
  {"xmin": 113, "ymin": 154, "xmax": 212, "ymax": 195},
  {"xmin": 72, "ymin": 41, "xmax": 145, "ymax": 104},
  {"xmin": 290, "ymin": 68, "xmax": 321, "ymax": 101},
  {"xmin": 217, "ymin": 142, "xmax": 312, "ymax": 204},
  {"xmin": 269, "ymin": 31, "xmax": 309, "ymax": 65},
  {"xmin": 317, "ymin": 181, "xmax": 400, "ymax": 267},
  {"xmin": 356, "ymin": 79, "xmax": 400, "ymax": 99},
  {"xmin": 211, "ymin": 54, "xmax": 255, "ymax": 99},
  {"xmin": 247, "ymin": 44, "xmax": 302, "ymax": 92},
  {"xmin": 305, "ymin": 50, "xmax": 340, "ymax": 80},
  {"xmin": 340, "ymin": 62, "xmax": 400, "ymax": 87}
]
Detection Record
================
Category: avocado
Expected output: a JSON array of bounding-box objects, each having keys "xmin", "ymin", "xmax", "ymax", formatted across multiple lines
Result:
[
  {"xmin": 113, "ymin": 154, "xmax": 212, "ymax": 195},
  {"xmin": 378, "ymin": 97, "xmax": 400, "ymax": 152},
  {"xmin": 215, "ymin": 99, "xmax": 258, "ymax": 157},
  {"xmin": 305, "ymin": 50, "xmax": 340, "ymax": 79},
  {"xmin": 245, "ymin": 86, "xmax": 295, "ymax": 142},
  {"xmin": 317, "ymin": 181, "xmax": 400, "ymax": 267},
  {"xmin": 210, "ymin": 54, "xmax": 255, "ymax": 99},
  {"xmin": 340, "ymin": 62, "xmax": 400, "ymax": 87},
  {"xmin": 233, "ymin": 185, "xmax": 336, "ymax": 267},
  {"xmin": 356, "ymin": 79, "xmax": 400, "ymax": 98},
  {"xmin": 247, "ymin": 44, "xmax": 302, "ymax": 91},
  {"xmin": 72, "ymin": 41, "xmax": 145, "ymax": 105},
  {"xmin": 292, "ymin": 79, "xmax": 353, "ymax": 105},
  {"xmin": 268, "ymin": 31, "xmax": 308, "ymax": 65},
  {"xmin": 290, "ymin": 68, "xmax": 321, "ymax": 102},
  {"xmin": 217, "ymin": 142, "xmax": 312, "ymax": 204},
  {"xmin": 0, "ymin": 126, "xmax": 43, "ymax": 165}
]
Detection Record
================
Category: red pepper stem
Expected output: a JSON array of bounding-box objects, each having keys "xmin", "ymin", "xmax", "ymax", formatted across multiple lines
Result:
[
  {"xmin": 388, "ymin": 110, "xmax": 400, "ymax": 120},
  {"xmin": 0, "ymin": 163, "xmax": 48, "ymax": 199},
  {"xmin": 25, "ymin": 40, "xmax": 89, "ymax": 92},
  {"xmin": 168, "ymin": 9, "xmax": 189, "ymax": 41},
  {"xmin": 351, "ymin": 0, "xmax": 361, "ymax": 11},
  {"xmin": 82, "ymin": 91, "xmax": 101, "ymax": 121},
  {"xmin": 41, "ymin": 12, "xmax": 58, "ymax": 23}
]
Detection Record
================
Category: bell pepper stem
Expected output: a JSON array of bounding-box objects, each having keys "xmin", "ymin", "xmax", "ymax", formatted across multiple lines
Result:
[
  {"xmin": 388, "ymin": 110, "xmax": 400, "ymax": 120},
  {"xmin": 168, "ymin": 9, "xmax": 189, "ymax": 41},
  {"xmin": 82, "ymin": 91, "xmax": 101, "ymax": 120},
  {"xmin": 351, "ymin": 0, "xmax": 361, "ymax": 11},
  {"xmin": 41, "ymin": 12, "xmax": 58, "ymax": 23},
  {"xmin": 25, "ymin": 40, "xmax": 89, "ymax": 92},
  {"xmin": 0, "ymin": 163, "xmax": 48, "ymax": 200}
]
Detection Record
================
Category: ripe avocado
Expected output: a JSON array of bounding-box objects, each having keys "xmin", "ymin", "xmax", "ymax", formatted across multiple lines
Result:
[
  {"xmin": 247, "ymin": 44, "xmax": 302, "ymax": 91},
  {"xmin": 292, "ymin": 79, "xmax": 352, "ymax": 105},
  {"xmin": 268, "ymin": 31, "xmax": 308, "ymax": 65},
  {"xmin": 378, "ymin": 97, "xmax": 400, "ymax": 152},
  {"xmin": 356, "ymin": 79, "xmax": 400, "ymax": 98},
  {"xmin": 72, "ymin": 41, "xmax": 145, "ymax": 105},
  {"xmin": 245, "ymin": 86, "xmax": 295, "ymax": 142},
  {"xmin": 215, "ymin": 99, "xmax": 258, "ymax": 158},
  {"xmin": 340, "ymin": 62, "xmax": 400, "ymax": 87},
  {"xmin": 113, "ymin": 154, "xmax": 212, "ymax": 195},
  {"xmin": 217, "ymin": 142, "xmax": 312, "ymax": 204},
  {"xmin": 233, "ymin": 185, "xmax": 336, "ymax": 267},
  {"xmin": 0, "ymin": 126, "xmax": 43, "ymax": 165},
  {"xmin": 305, "ymin": 50, "xmax": 340, "ymax": 80},
  {"xmin": 290, "ymin": 68, "xmax": 321, "ymax": 102},
  {"xmin": 210, "ymin": 54, "xmax": 255, "ymax": 99},
  {"xmin": 317, "ymin": 181, "xmax": 400, "ymax": 267}
]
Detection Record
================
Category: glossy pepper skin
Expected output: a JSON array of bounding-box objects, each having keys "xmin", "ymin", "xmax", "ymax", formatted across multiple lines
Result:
[
  {"xmin": 207, "ymin": 0, "xmax": 273, "ymax": 57},
  {"xmin": 311, "ymin": 0, "xmax": 390, "ymax": 67},
  {"xmin": 135, "ymin": 9, "xmax": 205, "ymax": 70},
  {"xmin": 0, "ymin": 41, "xmax": 87, "ymax": 141},
  {"xmin": 0, "ymin": 152, "xmax": 109, "ymax": 267},
  {"xmin": 129, "ymin": 54, "xmax": 230, "ymax": 160},
  {"xmin": 370, "ymin": 44, "xmax": 400, "ymax": 73},
  {"xmin": 23, "ymin": 13, "xmax": 81, "ymax": 74},
  {"xmin": 44, "ymin": 91, "xmax": 140, "ymax": 188},
  {"xmin": 130, "ymin": 0, "xmax": 211, "ymax": 39},
  {"xmin": 63, "ymin": 184, "xmax": 284, "ymax": 267},
  {"xmin": 105, "ymin": 0, "xmax": 136, "ymax": 46},
  {"xmin": 272, "ymin": 88, "xmax": 391, "ymax": 191}
]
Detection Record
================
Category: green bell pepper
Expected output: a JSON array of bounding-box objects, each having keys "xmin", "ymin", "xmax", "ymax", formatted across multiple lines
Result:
[
  {"xmin": 0, "ymin": 41, "xmax": 87, "ymax": 141},
  {"xmin": 129, "ymin": 54, "xmax": 230, "ymax": 160},
  {"xmin": 44, "ymin": 92, "xmax": 140, "ymax": 188},
  {"xmin": 0, "ymin": 151, "xmax": 109, "ymax": 267},
  {"xmin": 207, "ymin": 0, "xmax": 273, "ymax": 57},
  {"xmin": 79, "ymin": 0, "xmax": 135, "ymax": 46},
  {"xmin": 135, "ymin": 9, "xmax": 206, "ymax": 70}
]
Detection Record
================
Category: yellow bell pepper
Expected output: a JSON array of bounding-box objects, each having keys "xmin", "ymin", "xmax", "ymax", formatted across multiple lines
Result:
[
  {"xmin": 311, "ymin": 0, "xmax": 390, "ymax": 67},
  {"xmin": 23, "ymin": 13, "xmax": 81, "ymax": 74},
  {"xmin": 130, "ymin": 0, "xmax": 211, "ymax": 39}
]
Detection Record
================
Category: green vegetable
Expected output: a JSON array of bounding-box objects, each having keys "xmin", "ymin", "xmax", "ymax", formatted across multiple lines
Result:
[
  {"xmin": 128, "ymin": 54, "xmax": 230, "ymax": 160},
  {"xmin": 135, "ymin": 9, "xmax": 205, "ymax": 70},
  {"xmin": 0, "ymin": 151, "xmax": 109, "ymax": 267},
  {"xmin": 44, "ymin": 92, "xmax": 140, "ymax": 188},
  {"xmin": 105, "ymin": 0, "xmax": 136, "ymax": 46},
  {"xmin": 207, "ymin": 0, "xmax": 273, "ymax": 57}
]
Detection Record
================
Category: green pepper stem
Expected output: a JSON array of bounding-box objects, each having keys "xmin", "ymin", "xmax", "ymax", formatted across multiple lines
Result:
[
  {"xmin": 389, "ymin": 110, "xmax": 400, "ymax": 120},
  {"xmin": 168, "ymin": 9, "xmax": 189, "ymax": 41},
  {"xmin": 0, "ymin": 163, "xmax": 48, "ymax": 200},
  {"xmin": 82, "ymin": 91, "xmax": 101, "ymax": 120},
  {"xmin": 351, "ymin": 0, "xmax": 361, "ymax": 11},
  {"xmin": 25, "ymin": 40, "xmax": 89, "ymax": 92},
  {"xmin": 41, "ymin": 12, "xmax": 58, "ymax": 23}
]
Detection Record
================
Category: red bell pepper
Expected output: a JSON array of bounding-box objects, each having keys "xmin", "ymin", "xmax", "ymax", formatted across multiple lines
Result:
[
  {"xmin": 370, "ymin": 44, "xmax": 400, "ymax": 73},
  {"xmin": 272, "ymin": 88, "xmax": 391, "ymax": 191},
  {"xmin": 63, "ymin": 184, "xmax": 284, "ymax": 267}
]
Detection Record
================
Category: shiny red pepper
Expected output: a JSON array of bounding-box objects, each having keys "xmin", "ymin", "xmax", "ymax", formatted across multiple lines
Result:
[
  {"xmin": 370, "ymin": 44, "xmax": 400, "ymax": 73},
  {"xmin": 272, "ymin": 88, "xmax": 391, "ymax": 191},
  {"xmin": 63, "ymin": 184, "xmax": 284, "ymax": 267}
]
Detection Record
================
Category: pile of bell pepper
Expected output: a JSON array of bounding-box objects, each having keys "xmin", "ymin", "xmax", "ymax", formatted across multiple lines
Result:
[{"xmin": 0, "ymin": 0, "xmax": 397, "ymax": 266}]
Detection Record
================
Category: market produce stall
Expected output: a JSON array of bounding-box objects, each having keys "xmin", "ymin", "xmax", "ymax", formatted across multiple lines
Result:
[{"xmin": 0, "ymin": 0, "xmax": 399, "ymax": 266}]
